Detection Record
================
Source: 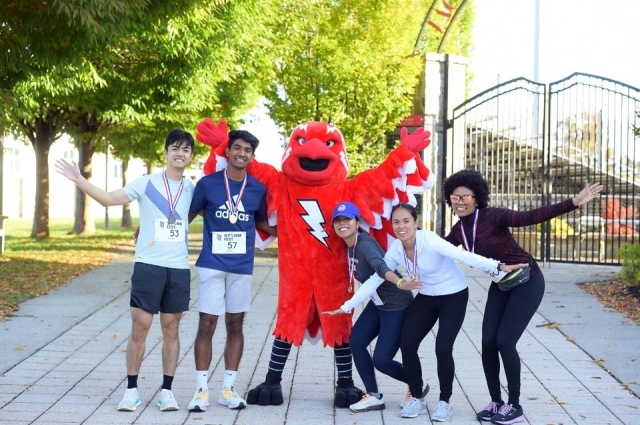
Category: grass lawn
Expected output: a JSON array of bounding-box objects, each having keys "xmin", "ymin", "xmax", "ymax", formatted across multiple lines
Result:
[{"xmin": 0, "ymin": 217, "xmax": 204, "ymax": 319}]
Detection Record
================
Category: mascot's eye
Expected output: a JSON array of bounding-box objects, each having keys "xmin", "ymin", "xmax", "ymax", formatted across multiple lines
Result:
[
  {"xmin": 325, "ymin": 140, "xmax": 335, "ymax": 147},
  {"xmin": 298, "ymin": 137, "xmax": 306, "ymax": 145}
]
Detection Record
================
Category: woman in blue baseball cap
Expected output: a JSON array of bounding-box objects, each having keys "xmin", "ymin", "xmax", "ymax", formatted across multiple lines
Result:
[{"xmin": 323, "ymin": 201, "xmax": 425, "ymax": 414}]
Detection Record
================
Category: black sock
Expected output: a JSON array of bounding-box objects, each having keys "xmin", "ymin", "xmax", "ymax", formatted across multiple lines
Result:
[
  {"xmin": 127, "ymin": 375, "xmax": 138, "ymax": 389},
  {"xmin": 162, "ymin": 375, "xmax": 174, "ymax": 391}
]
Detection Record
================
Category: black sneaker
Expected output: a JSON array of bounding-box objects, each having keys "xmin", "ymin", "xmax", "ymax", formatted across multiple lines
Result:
[
  {"xmin": 491, "ymin": 403, "xmax": 524, "ymax": 425},
  {"xmin": 476, "ymin": 400, "xmax": 503, "ymax": 421}
]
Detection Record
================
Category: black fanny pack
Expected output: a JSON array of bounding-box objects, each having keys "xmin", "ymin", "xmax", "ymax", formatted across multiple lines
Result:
[{"xmin": 497, "ymin": 266, "xmax": 531, "ymax": 291}]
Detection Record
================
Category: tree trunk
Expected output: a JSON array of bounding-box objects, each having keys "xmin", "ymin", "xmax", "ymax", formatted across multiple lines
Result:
[
  {"xmin": 30, "ymin": 120, "xmax": 56, "ymax": 239},
  {"xmin": 73, "ymin": 141, "xmax": 96, "ymax": 234},
  {"xmin": 120, "ymin": 159, "xmax": 133, "ymax": 228}
]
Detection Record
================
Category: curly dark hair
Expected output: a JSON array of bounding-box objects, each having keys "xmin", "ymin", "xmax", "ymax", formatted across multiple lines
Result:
[{"xmin": 443, "ymin": 169, "xmax": 490, "ymax": 209}]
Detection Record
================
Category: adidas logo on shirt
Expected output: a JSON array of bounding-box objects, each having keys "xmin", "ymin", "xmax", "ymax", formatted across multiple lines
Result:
[{"xmin": 216, "ymin": 197, "xmax": 250, "ymax": 222}]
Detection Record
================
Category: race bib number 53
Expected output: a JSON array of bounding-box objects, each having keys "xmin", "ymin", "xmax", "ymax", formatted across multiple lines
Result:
[
  {"xmin": 211, "ymin": 231, "xmax": 247, "ymax": 254},
  {"xmin": 154, "ymin": 219, "xmax": 184, "ymax": 242}
]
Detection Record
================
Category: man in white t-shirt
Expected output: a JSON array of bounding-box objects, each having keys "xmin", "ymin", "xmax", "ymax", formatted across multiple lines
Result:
[{"xmin": 55, "ymin": 129, "xmax": 195, "ymax": 412}]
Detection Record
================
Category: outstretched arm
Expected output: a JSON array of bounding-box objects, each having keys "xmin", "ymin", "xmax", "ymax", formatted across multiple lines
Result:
[
  {"xmin": 55, "ymin": 158, "xmax": 131, "ymax": 207},
  {"xmin": 500, "ymin": 183, "xmax": 605, "ymax": 228}
]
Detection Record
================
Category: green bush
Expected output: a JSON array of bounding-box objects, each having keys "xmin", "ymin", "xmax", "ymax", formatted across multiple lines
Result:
[{"xmin": 618, "ymin": 243, "xmax": 640, "ymax": 288}]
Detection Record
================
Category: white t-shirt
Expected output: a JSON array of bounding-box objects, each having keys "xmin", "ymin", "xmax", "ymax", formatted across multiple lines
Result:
[{"xmin": 123, "ymin": 172, "xmax": 194, "ymax": 269}]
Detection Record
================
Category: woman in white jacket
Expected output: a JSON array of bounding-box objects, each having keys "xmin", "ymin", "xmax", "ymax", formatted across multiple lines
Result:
[{"xmin": 392, "ymin": 203, "xmax": 527, "ymax": 422}]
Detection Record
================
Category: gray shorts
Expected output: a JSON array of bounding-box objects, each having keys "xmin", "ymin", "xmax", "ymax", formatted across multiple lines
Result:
[{"xmin": 130, "ymin": 262, "xmax": 191, "ymax": 314}]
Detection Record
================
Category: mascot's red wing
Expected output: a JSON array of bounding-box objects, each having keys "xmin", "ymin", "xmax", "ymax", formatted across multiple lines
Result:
[{"xmin": 347, "ymin": 145, "xmax": 435, "ymax": 251}]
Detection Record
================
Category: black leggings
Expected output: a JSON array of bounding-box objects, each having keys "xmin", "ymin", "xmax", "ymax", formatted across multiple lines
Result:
[
  {"xmin": 482, "ymin": 271, "xmax": 545, "ymax": 406},
  {"xmin": 400, "ymin": 288, "xmax": 468, "ymax": 403}
]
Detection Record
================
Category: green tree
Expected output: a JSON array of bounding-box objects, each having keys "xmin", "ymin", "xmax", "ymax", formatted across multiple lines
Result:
[
  {"xmin": 2, "ymin": 0, "xmax": 279, "ymax": 238},
  {"xmin": 265, "ymin": 0, "xmax": 474, "ymax": 174}
]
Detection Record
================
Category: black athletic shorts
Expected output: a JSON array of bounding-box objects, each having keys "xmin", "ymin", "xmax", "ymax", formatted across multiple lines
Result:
[{"xmin": 130, "ymin": 262, "xmax": 191, "ymax": 314}]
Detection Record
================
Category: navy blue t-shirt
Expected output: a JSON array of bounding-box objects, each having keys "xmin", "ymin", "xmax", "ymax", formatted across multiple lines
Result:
[{"xmin": 190, "ymin": 170, "xmax": 267, "ymax": 275}]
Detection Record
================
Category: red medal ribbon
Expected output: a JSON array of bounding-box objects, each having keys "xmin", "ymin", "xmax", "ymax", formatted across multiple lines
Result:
[
  {"xmin": 403, "ymin": 239, "xmax": 419, "ymax": 279},
  {"xmin": 162, "ymin": 171, "xmax": 184, "ymax": 219},
  {"xmin": 223, "ymin": 169, "xmax": 248, "ymax": 218}
]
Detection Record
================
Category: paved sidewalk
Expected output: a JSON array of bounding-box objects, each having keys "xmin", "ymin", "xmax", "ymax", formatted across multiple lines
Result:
[{"xmin": 1, "ymin": 244, "xmax": 638, "ymax": 424}]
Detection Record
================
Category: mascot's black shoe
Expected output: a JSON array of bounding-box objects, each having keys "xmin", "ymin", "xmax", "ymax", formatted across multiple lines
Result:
[
  {"xmin": 334, "ymin": 378, "xmax": 364, "ymax": 408},
  {"xmin": 247, "ymin": 376, "xmax": 284, "ymax": 406}
]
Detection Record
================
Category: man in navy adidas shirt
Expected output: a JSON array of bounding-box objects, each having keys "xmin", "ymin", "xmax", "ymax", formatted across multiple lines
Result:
[{"xmin": 187, "ymin": 129, "xmax": 275, "ymax": 412}]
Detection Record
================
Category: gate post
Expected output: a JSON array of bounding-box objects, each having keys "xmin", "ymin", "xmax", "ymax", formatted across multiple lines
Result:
[{"xmin": 420, "ymin": 53, "xmax": 468, "ymax": 235}]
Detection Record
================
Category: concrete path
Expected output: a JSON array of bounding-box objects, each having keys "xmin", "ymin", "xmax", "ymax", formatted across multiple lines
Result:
[{"xmin": 1, "ymin": 244, "xmax": 638, "ymax": 424}]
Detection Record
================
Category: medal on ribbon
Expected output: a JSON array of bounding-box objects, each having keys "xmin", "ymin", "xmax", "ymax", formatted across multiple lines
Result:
[
  {"xmin": 403, "ymin": 240, "xmax": 419, "ymax": 279},
  {"xmin": 162, "ymin": 171, "xmax": 183, "ymax": 224},
  {"xmin": 224, "ymin": 169, "xmax": 248, "ymax": 224}
]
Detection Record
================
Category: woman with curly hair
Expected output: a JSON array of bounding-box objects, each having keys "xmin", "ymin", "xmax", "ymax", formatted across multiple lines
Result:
[{"xmin": 442, "ymin": 169, "xmax": 603, "ymax": 424}]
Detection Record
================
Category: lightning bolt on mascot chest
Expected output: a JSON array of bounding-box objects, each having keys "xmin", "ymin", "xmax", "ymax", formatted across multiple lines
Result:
[{"xmin": 196, "ymin": 119, "xmax": 434, "ymax": 407}]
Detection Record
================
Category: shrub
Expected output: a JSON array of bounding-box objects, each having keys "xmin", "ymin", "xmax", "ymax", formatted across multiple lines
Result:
[{"xmin": 618, "ymin": 243, "xmax": 640, "ymax": 288}]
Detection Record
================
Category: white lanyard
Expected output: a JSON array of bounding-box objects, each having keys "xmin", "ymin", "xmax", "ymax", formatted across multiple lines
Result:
[
  {"xmin": 459, "ymin": 209, "xmax": 478, "ymax": 252},
  {"xmin": 223, "ymin": 169, "xmax": 248, "ymax": 224},
  {"xmin": 162, "ymin": 172, "xmax": 184, "ymax": 224}
]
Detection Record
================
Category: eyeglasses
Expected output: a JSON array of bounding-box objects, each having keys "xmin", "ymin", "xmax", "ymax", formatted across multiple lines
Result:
[{"xmin": 450, "ymin": 194, "xmax": 475, "ymax": 204}]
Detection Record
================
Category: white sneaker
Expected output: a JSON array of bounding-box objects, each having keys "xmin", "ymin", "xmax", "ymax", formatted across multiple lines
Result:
[
  {"xmin": 400, "ymin": 397, "xmax": 427, "ymax": 418},
  {"xmin": 399, "ymin": 383, "xmax": 430, "ymax": 408},
  {"xmin": 431, "ymin": 400, "xmax": 453, "ymax": 422},
  {"xmin": 117, "ymin": 388, "xmax": 141, "ymax": 411},
  {"xmin": 218, "ymin": 386, "xmax": 246, "ymax": 409},
  {"xmin": 156, "ymin": 389, "xmax": 179, "ymax": 411},
  {"xmin": 349, "ymin": 393, "xmax": 385, "ymax": 412},
  {"xmin": 188, "ymin": 388, "xmax": 209, "ymax": 412}
]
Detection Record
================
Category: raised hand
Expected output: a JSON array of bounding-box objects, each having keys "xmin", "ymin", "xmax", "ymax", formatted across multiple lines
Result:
[
  {"xmin": 400, "ymin": 127, "xmax": 431, "ymax": 152},
  {"xmin": 572, "ymin": 183, "xmax": 604, "ymax": 207},
  {"xmin": 195, "ymin": 118, "xmax": 228, "ymax": 148},
  {"xmin": 54, "ymin": 158, "xmax": 82, "ymax": 182}
]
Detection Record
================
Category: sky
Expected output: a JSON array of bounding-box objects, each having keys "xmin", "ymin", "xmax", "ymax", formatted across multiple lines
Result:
[
  {"xmin": 244, "ymin": 0, "xmax": 640, "ymax": 167},
  {"xmin": 470, "ymin": 0, "xmax": 640, "ymax": 96}
]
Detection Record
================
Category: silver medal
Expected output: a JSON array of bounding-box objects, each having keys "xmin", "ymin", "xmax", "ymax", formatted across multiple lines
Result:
[{"xmin": 168, "ymin": 214, "xmax": 176, "ymax": 224}]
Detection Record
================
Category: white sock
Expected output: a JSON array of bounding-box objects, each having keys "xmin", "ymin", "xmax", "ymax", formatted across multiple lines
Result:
[
  {"xmin": 196, "ymin": 370, "xmax": 209, "ymax": 391},
  {"xmin": 222, "ymin": 370, "xmax": 237, "ymax": 389}
]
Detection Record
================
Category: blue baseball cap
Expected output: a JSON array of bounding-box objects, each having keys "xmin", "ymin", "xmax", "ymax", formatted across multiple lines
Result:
[{"xmin": 332, "ymin": 202, "xmax": 360, "ymax": 221}]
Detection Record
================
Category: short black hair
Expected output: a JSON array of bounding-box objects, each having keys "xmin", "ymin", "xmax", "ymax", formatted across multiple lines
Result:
[
  {"xmin": 443, "ymin": 169, "xmax": 490, "ymax": 209},
  {"xmin": 165, "ymin": 129, "xmax": 194, "ymax": 151},
  {"xmin": 391, "ymin": 203, "xmax": 418, "ymax": 221},
  {"xmin": 228, "ymin": 129, "xmax": 260, "ymax": 153}
]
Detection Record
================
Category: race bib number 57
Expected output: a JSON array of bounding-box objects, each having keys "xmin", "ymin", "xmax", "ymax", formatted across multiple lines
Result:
[{"xmin": 211, "ymin": 231, "xmax": 247, "ymax": 254}]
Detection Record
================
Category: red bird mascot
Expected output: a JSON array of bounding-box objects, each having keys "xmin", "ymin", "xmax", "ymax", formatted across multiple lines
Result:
[{"xmin": 196, "ymin": 119, "xmax": 434, "ymax": 407}]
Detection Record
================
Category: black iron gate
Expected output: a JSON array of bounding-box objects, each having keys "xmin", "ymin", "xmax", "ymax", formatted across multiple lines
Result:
[{"xmin": 450, "ymin": 73, "xmax": 640, "ymax": 264}]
